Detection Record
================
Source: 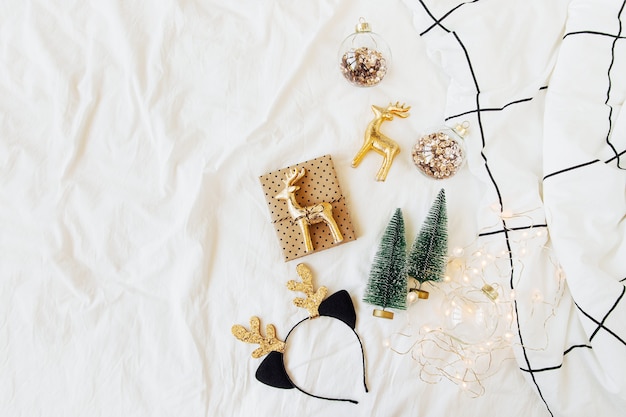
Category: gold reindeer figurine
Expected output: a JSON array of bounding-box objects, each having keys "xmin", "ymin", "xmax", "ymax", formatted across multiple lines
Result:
[
  {"xmin": 352, "ymin": 102, "xmax": 411, "ymax": 181},
  {"xmin": 275, "ymin": 168, "xmax": 344, "ymax": 253}
]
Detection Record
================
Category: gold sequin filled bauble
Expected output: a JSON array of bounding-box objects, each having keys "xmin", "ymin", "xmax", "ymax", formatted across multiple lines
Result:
[
  {"xmin": 412, "ymin": 122, "xmax": 468, "ymax": 179},
  {"xmin": 338, "ymin": 18, "xmax": 391, "ymax": 87}
]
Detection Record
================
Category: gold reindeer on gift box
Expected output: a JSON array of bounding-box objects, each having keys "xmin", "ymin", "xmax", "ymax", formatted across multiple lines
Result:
[
  {"xmin": 275, "ymin": 168, "xmax": 343, "ymax": 253},
  {"xmin": 352, "ymin": 102, "xmax": 411, "ymax": 181}
]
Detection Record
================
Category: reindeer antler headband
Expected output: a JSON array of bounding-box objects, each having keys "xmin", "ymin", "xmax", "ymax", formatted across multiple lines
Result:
[{"xmin": 232, "ymin": 263, "xmax": 368, "ymax": 404}]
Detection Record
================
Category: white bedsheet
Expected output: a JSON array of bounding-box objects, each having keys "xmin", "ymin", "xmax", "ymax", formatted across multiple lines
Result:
[{"xmin": 1, "ymin": 1, "xmax": 624, "ymax": 416}]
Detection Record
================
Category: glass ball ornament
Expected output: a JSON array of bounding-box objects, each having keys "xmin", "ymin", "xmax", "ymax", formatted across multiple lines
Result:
[
  {"xmin": 338, "ymin": 18, "xmax": 391, "ymax": 87},
  {"xmin": 412, "ymin": 122, "xmax": 468, "ymax": 179}
]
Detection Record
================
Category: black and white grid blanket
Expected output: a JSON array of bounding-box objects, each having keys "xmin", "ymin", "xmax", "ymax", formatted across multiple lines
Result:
[{"xmin": 406, "ymin": 0, "xmax": 626, "ymax": 415}]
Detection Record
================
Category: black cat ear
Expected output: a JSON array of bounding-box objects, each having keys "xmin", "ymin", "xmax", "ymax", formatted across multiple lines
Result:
[
  {"xmin": 255, "ymin": 351, "xmax": 294, "ymax": 390},
  {"xmin": 319, "ymin": 290, "xmax": 357, "ymax": 329}
]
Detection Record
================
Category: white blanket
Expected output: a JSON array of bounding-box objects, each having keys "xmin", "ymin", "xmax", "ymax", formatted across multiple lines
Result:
[{"xmin": 1, "ymin": 1, "xmax": 624, "ymax": 416}]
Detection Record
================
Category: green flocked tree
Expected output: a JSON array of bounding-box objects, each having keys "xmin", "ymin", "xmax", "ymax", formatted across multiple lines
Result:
[
  {"xmin": 363, "ymin": 208, "xmax": 407, "ymax": 319},
  {"xmin": 406, "ymin": 188, "xmax": 448, "ymax": 299}
]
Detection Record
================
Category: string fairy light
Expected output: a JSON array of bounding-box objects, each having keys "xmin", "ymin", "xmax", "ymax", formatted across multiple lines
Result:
[{"xmin": 388, "ymin": 204, "xmax": 567, "ymax": 396}]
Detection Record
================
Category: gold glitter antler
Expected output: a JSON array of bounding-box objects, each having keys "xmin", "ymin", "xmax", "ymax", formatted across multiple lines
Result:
[
  {"xmin": 286, "ymin": 263, "xmax": 328, "ymax": 318},
  {"xmin": 231, "ymin": 316, "xmax": 286, "ymax": 358}
]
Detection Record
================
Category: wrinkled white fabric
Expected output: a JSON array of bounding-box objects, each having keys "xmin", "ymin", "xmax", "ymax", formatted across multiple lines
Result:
[{"xmin": 1, "ymin": 0, "xmax": 624, "ymax": 416}]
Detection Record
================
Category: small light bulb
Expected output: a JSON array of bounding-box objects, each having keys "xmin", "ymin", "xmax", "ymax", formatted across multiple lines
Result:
[
  {"xmin": 504, "ymin": 331, "xmax": 514, "ymax": 340},
  {"xmin": 453, "ymin": 247, "xmax": 465, "ymax": 257},
  {"xmin": 422, "ymin": 325, "xmax": 431, "ymax": 333},
  {"xmin": 408, "ymin": 291, "xmax": 418, "ymax": 304},
  {"xmin": 509, "ymin": 290, "xmax": 516, "ymax": 300},
  {"xmin": 444, "ymin": 275, "xmax": 451, "ymax": 283},
  {"xmin": 555, "ymin": 268, "xmax": 565, "ymax": 280},
  {"xmin": 382, "ymin": 338, "xmax": 391, "ymax": 348},
  {"xmin": 501, "ymin": 210, "xmax": 513, "ymax": 219}
]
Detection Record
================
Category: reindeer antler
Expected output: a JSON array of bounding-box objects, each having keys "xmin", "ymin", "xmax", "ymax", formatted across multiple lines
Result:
[
  {"xmin": 389, "ymin": 101, "xmax": 411, "ymax": 113},
  {"xmin": 232, "ymin": 316, "xmax": 286, "ymax": 358},
  {"xmin": 283, "ymin": 167, "xmax": 306, "ymax": 186},
  {"xmin": 286, "ymin": 263, "xmax": 328, "ymax": 318}
]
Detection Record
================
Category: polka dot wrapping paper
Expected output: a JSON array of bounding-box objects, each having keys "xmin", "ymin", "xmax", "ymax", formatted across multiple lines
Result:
[{"xmin": 259, "ymin": 155, "xmax": 356, "ymax": 261}]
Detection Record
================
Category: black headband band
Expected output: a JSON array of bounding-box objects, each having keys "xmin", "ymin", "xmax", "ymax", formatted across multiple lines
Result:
[{"xmin": 233, "ymin": 264, "xmax": 369, "ymax": 404}]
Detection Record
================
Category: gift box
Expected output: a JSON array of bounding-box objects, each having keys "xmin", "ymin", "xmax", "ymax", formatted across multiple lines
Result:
[{"xmin": 259, "ymin": 154, "xmax": 356, "ymax": 261}]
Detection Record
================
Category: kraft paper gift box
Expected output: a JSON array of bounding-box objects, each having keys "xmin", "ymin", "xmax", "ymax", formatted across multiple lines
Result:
[{"xmin": 259, "ymin": 154, "xmax": 356, "ymax": 261}]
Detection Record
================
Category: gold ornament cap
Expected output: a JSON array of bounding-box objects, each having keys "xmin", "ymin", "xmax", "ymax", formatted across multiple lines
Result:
[
  {"xmin": 355, "ymin": 18, "xmax": 371, "ymax": 33},
  {"xmin": 373, "ymin": 309, "xmax": 394, "ymax": 319},
  {"xmin": 454, "ymin": 121, "xmax": 470, "ymax": 138}
]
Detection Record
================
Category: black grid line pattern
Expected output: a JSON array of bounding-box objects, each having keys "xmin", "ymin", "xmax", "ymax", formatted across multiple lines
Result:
[
  {"xmin": 543, "ymin": 147, "xmax": 626, "ymax": 180},
  {"xmin": 543, "ymin": 159, "xmax": 600, "ymax": 181},
  {"xmin": 575, "ymin": 285, "xmax": 626, "ymax": 346},
  {"xmin": 418, "ymin": 0, "xmax": 478, "ymax": 35},
  {"xmin": 519, "ymin": 286, "xmax": 626, "ymax": 373},
  {"xmin": 544, "ymin": 0, "xmax": 626, "ymax": 178},
  {"xmin": 602, "ymin": 0, "xmax": 626, "ymax": 169},
  {"xmin": 478, "ymin": 223, "xmax": 548, "ymax": 238},
  {"xmin": 563, "ymin": 344, "xmax": 593, "ymax": 355},
  {"xmin": 607, "ymin": 148, "xmax": 626, "ymax": 163},
  {"xmin": 445, "ymin": 86, "xmax": 548, "ymax": 122},
  {"xmin": 519, "ymin": 345, "xmax": 592, "ymax": 374},
  {"xmin": 418, "ymin": 3, "xmax": 553, "ymax": 414},
  {"xmin": 417, "ymin": 1, "xmax": 626, "ymax": 415},
  {"xmin": 564, "ymin": 30, "xmax": 626, "ymax": 40}
]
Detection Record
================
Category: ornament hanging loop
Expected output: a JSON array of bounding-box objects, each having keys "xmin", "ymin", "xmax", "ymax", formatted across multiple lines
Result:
[{"xmin": 356, "ymin": 17, "xmax": 371, "ymax": 32}]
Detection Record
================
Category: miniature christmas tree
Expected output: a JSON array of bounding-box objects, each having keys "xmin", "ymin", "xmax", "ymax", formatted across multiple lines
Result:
[
  {"xmin": 406, "ymin": 188, "xmax": 448, "ymax": 300},
  {"xmin": 363, "ymin": 208, "xmax": 407, "ymax": 319}
]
